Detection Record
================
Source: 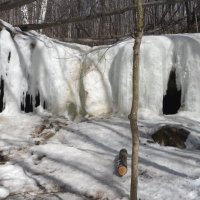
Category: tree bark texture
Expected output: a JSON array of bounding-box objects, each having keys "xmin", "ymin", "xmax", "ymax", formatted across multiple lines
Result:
[{"xmin": 129, "ymin": 0, "xmax": 143, "ymax": 199}]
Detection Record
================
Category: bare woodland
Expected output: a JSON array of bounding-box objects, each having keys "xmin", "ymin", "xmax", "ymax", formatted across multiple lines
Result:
[{"xmin": 0, "ymin": 0, "xmax": 199, "ymax": 46}]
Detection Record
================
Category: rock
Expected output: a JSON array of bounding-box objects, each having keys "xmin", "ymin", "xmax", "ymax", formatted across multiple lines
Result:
[{"xmin": 152, "ymin": 125, "xmax": 190, "ymax": 149}]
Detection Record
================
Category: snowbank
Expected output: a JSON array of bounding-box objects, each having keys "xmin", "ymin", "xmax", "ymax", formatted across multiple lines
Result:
[{"xmin": 0, "ymin": 20, "xmax": 200, "ymax": 119}]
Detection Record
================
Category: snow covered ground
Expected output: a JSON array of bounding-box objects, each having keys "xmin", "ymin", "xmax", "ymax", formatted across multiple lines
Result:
[{"xmin": 0, "ymin": 113, "xmax": 200, "ymax": 200}]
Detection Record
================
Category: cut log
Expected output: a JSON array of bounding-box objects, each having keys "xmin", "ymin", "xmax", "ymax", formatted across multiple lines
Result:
[{"xmin": 117, "ymin": 149, "xmax": 128, "ymax": 176}]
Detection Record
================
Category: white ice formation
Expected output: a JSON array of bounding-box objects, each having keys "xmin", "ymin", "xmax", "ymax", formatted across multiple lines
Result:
[{"xmin": 0, "ymin": 20, "xmax": 200, "ymax": 119}]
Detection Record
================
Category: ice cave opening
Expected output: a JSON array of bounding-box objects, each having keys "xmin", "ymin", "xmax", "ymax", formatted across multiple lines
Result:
[{"xmin": 163, "ymin": 70, "xmax": 181, "ymax": 115}]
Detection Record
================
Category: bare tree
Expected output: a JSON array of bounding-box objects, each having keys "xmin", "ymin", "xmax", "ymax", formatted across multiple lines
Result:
[{"xmin": 129, "ymin": 0, "xmax": 143, "ymax": 199}]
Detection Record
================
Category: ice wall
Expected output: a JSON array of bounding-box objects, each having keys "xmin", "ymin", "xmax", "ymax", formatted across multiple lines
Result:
[
  {"xmin": 0, "ymin": 21, "xmax": 200, "ymax": 118},
  {"xmin": 0, "ymin": 25, "xmax": 88, "ymax": 117}
]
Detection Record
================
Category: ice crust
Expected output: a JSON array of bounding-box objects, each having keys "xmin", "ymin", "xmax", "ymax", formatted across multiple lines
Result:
[{"xmin": 0, "ymin": 22, "xmax": 200, "ymax": 118}]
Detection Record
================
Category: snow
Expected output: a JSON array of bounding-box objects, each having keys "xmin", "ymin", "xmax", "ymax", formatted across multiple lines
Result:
[
  {"xmin": 0, "ymin": 21, "xmax": 200, "ymax": 199},
  {"xmin": 0, "ymin": 187, "xmax": 9, "ymax": 199},
  {"xmin": 0, "ymin": 114, "xmax": 200, "ymax": 200}
]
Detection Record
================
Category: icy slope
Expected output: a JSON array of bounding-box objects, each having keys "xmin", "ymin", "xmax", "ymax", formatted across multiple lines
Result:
[{"xmin": 0, "ymin": 21, "xmax": 200, "ymax": 118}]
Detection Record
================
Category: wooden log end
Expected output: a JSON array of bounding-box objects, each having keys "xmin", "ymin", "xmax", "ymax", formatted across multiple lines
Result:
[
  {"xmin": 118, "ymin": 165, "xmax": 127, "ymax": 176},
  {"xmin": 117, "ymin": 148, "xmax": 128, "ymax": 176}
]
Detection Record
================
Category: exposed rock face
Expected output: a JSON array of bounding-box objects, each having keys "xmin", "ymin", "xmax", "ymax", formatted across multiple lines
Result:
[{"xmin": 152, "ymin": 125, "xmax": 190, "ymax": 149}]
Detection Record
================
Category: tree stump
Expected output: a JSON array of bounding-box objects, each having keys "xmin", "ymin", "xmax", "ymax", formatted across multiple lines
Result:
[{"xmin": 117, "ymin": 149, "xmax": 128, "ymax": 176}]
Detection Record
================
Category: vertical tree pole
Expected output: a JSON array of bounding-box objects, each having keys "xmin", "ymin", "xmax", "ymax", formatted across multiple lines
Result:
[{"xmin": 129, "ymin": 0, "xmax": 143, "ymax": 200}]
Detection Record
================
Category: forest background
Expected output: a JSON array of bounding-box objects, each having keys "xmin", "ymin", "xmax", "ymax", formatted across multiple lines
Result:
[{"xmin": 0, "ymin": 0, "xmax": 199, "ymax": 46}]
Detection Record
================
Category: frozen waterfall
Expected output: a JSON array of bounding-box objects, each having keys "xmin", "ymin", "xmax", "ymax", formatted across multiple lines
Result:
[{"xmin": 0, "ymin": 21, "xmax": 200, "ymax": 119}]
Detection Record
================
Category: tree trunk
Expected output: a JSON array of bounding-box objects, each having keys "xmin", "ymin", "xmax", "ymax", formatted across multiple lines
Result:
[
  {"xmin": 184, "ymin": 0, "xmax": 192, "ymax": 32},
  {"xmin": 129, "ymin": 0, "xmax": 143, "ymax": 199},
  {"xmin": 20, "ymin": 5, "xmax": 29, "ymax": 24},
  {"xmin": 38, "ymin": 0, "xmax": 48, "ymax": 24}
]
